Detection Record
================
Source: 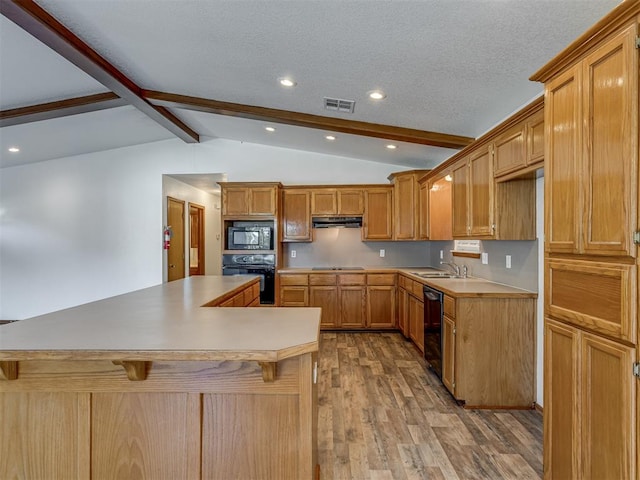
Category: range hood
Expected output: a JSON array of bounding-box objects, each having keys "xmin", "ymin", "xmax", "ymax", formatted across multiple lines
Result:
[{"xmin": 312, "ymin": 216, "xmax": 363, "ymax": 228}]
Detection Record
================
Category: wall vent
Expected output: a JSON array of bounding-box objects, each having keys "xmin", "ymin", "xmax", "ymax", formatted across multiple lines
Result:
[{"xmin": 323, "ymin": 97, "xmax": 355, "ymax": 113}]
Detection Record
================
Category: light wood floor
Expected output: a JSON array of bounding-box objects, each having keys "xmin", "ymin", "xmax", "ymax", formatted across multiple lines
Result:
[{"xmin": 317, "ymin": 332, "xmax": 543, "ymax": 480}]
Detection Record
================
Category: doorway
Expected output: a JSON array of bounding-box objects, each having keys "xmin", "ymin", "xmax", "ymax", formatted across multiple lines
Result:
[
  {"xmin": 167, "ymin": 196, "xmax": 185, "ymax": 282},
  {"xmin": 189, "ymin": 203, "xmax": 205, "ymax": 276}
]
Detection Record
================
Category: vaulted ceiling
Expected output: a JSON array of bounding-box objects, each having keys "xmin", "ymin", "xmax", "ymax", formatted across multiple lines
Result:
[{"xmin": 0, "ymin": 0, "xmax": 622, "ymax": 170}]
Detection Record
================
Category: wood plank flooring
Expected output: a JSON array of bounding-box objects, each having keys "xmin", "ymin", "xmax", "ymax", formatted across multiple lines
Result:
[{"xmin": 317, "ymin": 332, "xmax": 543, "ymax": 480}]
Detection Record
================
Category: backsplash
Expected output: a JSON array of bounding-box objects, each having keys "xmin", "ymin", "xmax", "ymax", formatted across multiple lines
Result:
[
  {"xmin": 428, "ymin": 240, "xmax": 538, "ymax": 292},
  {"xmin": 282, "ymin": 228, "xmax": 431, "ymax": 268},
  {"xmin": 281, "ymin": 229, "xmax": 538, "ymax": 292}
]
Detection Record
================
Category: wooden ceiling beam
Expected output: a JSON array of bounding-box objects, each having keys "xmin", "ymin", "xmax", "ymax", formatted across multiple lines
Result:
[
  {"xmin": 0, "ymin": 92, "xmax": 128, "ymax": 127},
  {"xmin": 144, "ymin": 91, "xmax": 475, "ymax": 150},
  {"xmin": 0, "ymin": 0, "xmax": 199, "ymax": 143}
]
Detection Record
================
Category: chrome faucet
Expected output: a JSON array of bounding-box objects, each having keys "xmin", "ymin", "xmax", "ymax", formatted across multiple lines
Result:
[{"xmin": 440, "ymin": 261, "xmax": 461, "ymax": 277}]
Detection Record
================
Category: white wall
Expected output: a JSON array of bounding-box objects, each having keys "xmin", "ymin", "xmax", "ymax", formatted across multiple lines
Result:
[{"xmin": 0, "ymin": 138, "xmax": 405, "ymax": 319}]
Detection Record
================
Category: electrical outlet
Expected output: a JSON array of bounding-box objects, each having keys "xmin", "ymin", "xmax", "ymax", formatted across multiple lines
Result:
[
  {"xmin": 481, "ymin": 252, "xmax": 488, "ymax": 264},
  {"xmin": 506, "ymin": 255, "xmax": 512, "ymax": 269},
  {"xmin": 379, "ymin": 249, "xmax": 385, "ymax": 258},
  {"xmin": 291, "ymin": 250, "xmax": 296, "ymax": 258},
  {"xmin": 439, "ymin": 250, "xmax": 444, "ymax": 259}
]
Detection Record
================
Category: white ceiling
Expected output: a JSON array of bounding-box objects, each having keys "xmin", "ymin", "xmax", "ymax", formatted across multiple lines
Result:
[{"xmin": 0, "ymin": 0, "xmax": 623, "ymax": 170}]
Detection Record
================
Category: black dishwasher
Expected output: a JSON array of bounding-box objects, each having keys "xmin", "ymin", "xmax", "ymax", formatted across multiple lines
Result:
[{"xmin": 423, "ymin": 285, "xmax": 444, "ymax": 378}]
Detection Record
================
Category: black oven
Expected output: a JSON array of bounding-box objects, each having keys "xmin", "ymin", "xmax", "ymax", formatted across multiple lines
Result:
[
  {"xmin": 222, "ymin": 254, "xmax": 275, "ymax": 305},
  {"xmin": 423, "ymin": 285, "xmax": 444, "ymax": 379}
]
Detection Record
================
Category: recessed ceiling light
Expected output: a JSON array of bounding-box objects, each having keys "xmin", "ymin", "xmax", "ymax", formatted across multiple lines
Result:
[
  {"xmin": 265, "ymin": 126, "xmax": 276, "ymax": 132},
  {"xmin": 325, "ymin": 135, "xmax": 336, "ymax": 141},
  {"xmin": 368, "ymin": 90, "xmax": 386, "ymax": 100},
  {"xmin": 386, "ymin": 144, "xmax": 397, "ymax": 150},
  {"xmin": 8, "ymin": 147, "xmax": 20, "ymax": 153},
  {"xmin": 279, "ymin": 77, "xmax": 296, "ymax": 87}
]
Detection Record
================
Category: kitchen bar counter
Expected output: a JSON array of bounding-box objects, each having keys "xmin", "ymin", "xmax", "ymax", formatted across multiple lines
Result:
[
  {"xmin": 278, "ymin": 267, "xmax": 537, "ymax": 298},
  {"xmin": 0, "ymin": 276, "xmax": 321, "ymax": 479}
]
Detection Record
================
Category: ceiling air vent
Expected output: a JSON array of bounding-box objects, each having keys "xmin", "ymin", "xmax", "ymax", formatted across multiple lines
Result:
[{"xmin": 324, "ymin": 97, "xmax": 355, "ymax": 113}]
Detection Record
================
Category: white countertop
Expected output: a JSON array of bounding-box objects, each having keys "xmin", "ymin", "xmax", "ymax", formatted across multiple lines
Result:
[{"xmin": 0, "ymin": 276, "xmax": 321, "ymax": 362}]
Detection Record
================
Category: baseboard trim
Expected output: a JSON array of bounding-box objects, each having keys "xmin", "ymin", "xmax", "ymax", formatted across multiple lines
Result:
[{"xmin": 534, "ymin": 403, "xmax": 543, "ymax": 413}]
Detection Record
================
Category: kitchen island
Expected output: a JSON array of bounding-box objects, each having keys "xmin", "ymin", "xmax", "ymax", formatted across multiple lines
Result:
[{"xmin": 0, "ymin": 276, "xmax": 321, "ymax": 479}]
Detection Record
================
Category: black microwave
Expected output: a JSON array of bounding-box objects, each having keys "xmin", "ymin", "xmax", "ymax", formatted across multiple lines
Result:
[{"xmin": 227, "ymin": 226, "xmax": 273, "ymax": 250}]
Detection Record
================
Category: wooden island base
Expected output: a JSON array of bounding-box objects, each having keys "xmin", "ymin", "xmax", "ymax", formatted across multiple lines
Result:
[{"xmin": 1, "ymin": 353, "xmax": 318, "ymax": 479}]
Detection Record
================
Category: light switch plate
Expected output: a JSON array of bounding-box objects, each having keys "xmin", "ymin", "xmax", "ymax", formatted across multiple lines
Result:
[
  {"xmin": 481, "ymin": 252, "xmax": 488, "ymax": 264},
  {"xmin": 440, "ymin": 250, "xmax": 444, "ymax": 259},
  {"xmin": 291, "ymin": 250, "xmax": 296, "ymax": 258},
  {"xmin": 506, "ymin": 255, "xmax": 511, "ymax": 269},
  {"xmin": 379, "ymin": 249, "xmax": 385, "ymax": 258}
]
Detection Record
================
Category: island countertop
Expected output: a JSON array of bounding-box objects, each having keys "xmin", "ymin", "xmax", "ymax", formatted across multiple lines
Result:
[{"xmin": 0, "ymin": 276, "xmax": 321, "ymax": 362}]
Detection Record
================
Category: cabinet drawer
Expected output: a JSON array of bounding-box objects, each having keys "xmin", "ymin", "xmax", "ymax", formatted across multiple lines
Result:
[
  {"xmin": 444, "ymin": 295, "xmax": 456, "ymax": 318},
  {"xmin": 410, "ymin": 280, "xmax": 423, "ymax": 298},
  {"xmin": 310, "ymin": 274, "xmax": 337, "ymax": 286},
  {"xmin": 547, "ymin": 259, "xmax": 636, "ymax": 343},
  {"xmin": 338, "ymin": 274, "xmax": 366, "ymax": 285},
  {"xmin": 367, "ymin": 273, "xmax": 396, "ymax": 285},
  {"xmin": 279, "ymin": 274, "xmax": 309, "ymax": 286}
]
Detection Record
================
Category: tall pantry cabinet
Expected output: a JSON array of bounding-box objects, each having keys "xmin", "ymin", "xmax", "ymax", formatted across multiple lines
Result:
[{"xmin": 530, "ymin": 3, "xmax": 639, "ymax": 479}]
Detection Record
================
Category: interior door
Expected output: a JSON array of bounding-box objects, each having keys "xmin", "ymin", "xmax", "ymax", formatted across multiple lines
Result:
[
  {"xmin": 189, "ymin": 203, "xmax": 205, "ymax": 276},
  {"xmin": 167, "ymin": 197, "xmax": 185, "ymax": 282}
]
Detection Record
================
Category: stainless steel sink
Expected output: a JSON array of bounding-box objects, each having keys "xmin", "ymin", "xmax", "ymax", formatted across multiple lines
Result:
[{"xmin": 411, "ymin": 272, "xmax": 453, "ymax": 278}]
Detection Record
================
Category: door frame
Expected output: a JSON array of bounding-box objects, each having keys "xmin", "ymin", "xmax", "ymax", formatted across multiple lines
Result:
[
  {"xmin": 167, "ymin": 196, "xmax": 186, "ymax": 282},
  {"xmin": 189, "ymin": 202, "xmax": 205, "ymax": 276}
]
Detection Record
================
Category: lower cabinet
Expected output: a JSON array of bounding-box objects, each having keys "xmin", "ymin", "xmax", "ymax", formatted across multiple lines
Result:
[
  {"xmin": 397, "ymin": 287, "xmax": 409, "ymax": 337},
  {"xmin": 544, "ymin": 318, "xmax": 636, "ymax": 480},
  {"xmin": 441, "ymin": 296, "xmax": 535, "ymax": 407},
  {"xmin": 206, "ymin": 279, "xmax": 261, "ymax": 307},
  {"xmin": 278, "ymin": 272, "xmax": 396, "ymax": 329}
]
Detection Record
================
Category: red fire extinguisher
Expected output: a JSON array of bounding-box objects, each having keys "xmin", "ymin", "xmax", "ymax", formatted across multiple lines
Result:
[{"xmin": 163, "ymin": 226, "xmax": 172, "ymax": 250}]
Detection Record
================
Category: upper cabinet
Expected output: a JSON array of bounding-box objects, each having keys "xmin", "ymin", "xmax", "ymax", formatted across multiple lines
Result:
[
  {"xmin": 388, "ymin": 170, "xmax": 430, "ymax": 240},
  {"xmin": 363, "ymin": 187, "xmax": 393, "ymax": 240},
  {"xmin": 493, "ymin": 101, "xmax": 544, "ymax": 180},
  {"xmin": 427, "ymin": 173, "xmax": 453, "ymax": 240},
  {"xmin": 452, "ymin": 144, "xmax": 495, "ymax": 238},
  {"xmin": 310, "ymin": 188, "xmax": 364, "ymax": 216},
  {"xmin": 282, "ymin": 188, "xmax": 311, "ymax": 242},
  {"xmin": 220, "ymin": 182, "xmax": 281, "ymax": 217},
  {"xmin": 544, "ymin": 25, "xmax": 637, "ymax": 257}
]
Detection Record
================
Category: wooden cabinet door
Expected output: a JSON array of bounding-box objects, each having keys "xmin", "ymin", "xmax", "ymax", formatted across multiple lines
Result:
[
  {"xmin": 544, "ymin": 319, "xmax": 580, "ymax": 480},
  {"xmin": 408, "ymin": 295, "xmax": 424, "ymax": 353},
  {"xmin": 526, "ymin": 108, "xmax": 545, "ymax": 166},
  {"xmin": 310, "ymin": 286, "xmax": 339, "ymax": 328},
  {"xmin": 248, "ymin": 187, "xmax": 277, "ymax": 216},
  {"xmin": 581, "ymin": 25, "xmax": 637, "ymax": 257},
  {"xmin": 469, "ymin": 145, "xmax": 494, "ymax": 237},
  {"xmin": 429, "ymin": 176, "xmax": 453, "ymax": 240},
  {"xmin": 393, "ymin": 174, "xmax": 417, "ymax": 240},
  {"xmin": 280, "ymin": 286, "xmax": 308, "ymax": 306},
  {"xmin": 282, "ymin": 190, "xmax": 311, "ymax": 241},
  {"xmin": 222, "ymin": 187, "xmax": 249, "ymax": 216},
  {"xmin": 339, "ymin": 286, "xmax": 366, "ymax": 328},
  {"xmin": 545, "ymin": 65, "xmax": 582, "ymax": 254},
  {"xmin": 363, "ymin": 188, "xmax": 393, "ymax": 240},
  {"xmin": 337, "ymin": 189, "xmax": 364, "ymax": 215},
  {"xmin": 442, "ymin": 315, "xmax": 456, "ymax": 395},
  {"xmin": 311, "ymin": 189, "xmax": 337, "ymax": 215},
  {"xmin": 418, "ymin": 180, "xmax": 429, "ymax": 239},
  {"xmin": 398, "ymin": 287, "xmax": 409, "ymax": 337},
  {"xmin": 367, "ymin": 286, "xmax": 396, "ymax": 329},
  {"xmin": 494, "ymin": 125, "xmax": 526, "ymax": 177},
  {"xmin": 580, "ymin": 332, "xmax": 636, "ymax": 480},
  {"xmin": 451, "ymin": 159, "xmax": 469, "ymax": 237}
]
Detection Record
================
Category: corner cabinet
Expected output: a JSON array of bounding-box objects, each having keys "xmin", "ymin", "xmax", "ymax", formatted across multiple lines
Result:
[
  {"xmin": 530, "ymin": 3, "xmax": 640, "ymax": 479},
  {"xmin": 388, "ymin": 170, "xmax": 430, "ymax": 240}
]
